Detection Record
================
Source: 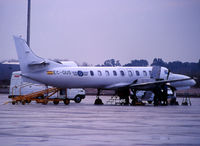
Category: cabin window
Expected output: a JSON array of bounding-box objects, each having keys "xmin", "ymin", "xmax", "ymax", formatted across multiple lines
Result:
[
  {"xmin": 143, "ymin": 71, "xmax": 147, "ymax": 76},
  {"xmin": 128, "ymin": 71, "xmax": 133, "ymax": 77},
  {"xmin": 149, "ymin": 71, "xmax": 152, "ymax": 77},
  {"xmin": 120, "ymin": 70, "xmax": 125, "ymax": 76},
  {"xmin": 90, "ymin": 71, "xmax": 94, "ymax": 76},
  {"xmin": 98, "ymin": 71, "xmax": 102, "ymax": 76},
  {"xmin": 105, "ymin": 70, "xmax": 110, "ymax": 76},
  {"xmin": 136, "ymin": 71, "xmax": 140, "ymax": 76},
  {"xmin": 113, "ymin": 70, "xmax": 117, "ymax": 76}
]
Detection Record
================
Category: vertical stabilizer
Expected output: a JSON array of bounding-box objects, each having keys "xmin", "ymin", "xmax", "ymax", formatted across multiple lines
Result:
[{"xmin": 13, "ymin": 36, "xmax": 54, "ymax": 74}]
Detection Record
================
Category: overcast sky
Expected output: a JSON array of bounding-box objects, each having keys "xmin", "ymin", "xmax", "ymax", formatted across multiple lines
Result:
[{"xmin": 0, "ymin": 0, "xmax": 200, "ymax": 65}]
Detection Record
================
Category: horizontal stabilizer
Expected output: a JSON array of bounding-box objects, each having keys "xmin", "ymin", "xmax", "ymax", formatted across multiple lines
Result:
[{"xmin": 28, "ymin": 61, "xmax": 50, "ymax": 67}]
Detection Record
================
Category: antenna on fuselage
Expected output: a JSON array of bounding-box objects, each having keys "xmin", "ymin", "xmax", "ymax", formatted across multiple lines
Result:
[{"xmin": 26, "ymin": 0, "xmax": 31, "ymax": 47}]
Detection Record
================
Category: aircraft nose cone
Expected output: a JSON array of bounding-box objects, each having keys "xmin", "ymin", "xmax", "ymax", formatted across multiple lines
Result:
[
  {"xmin": 191, "ymin": 79, "xmax": 196, "ymax": 86},
  {"xmin": 183, "ymin": 75, "xmax": 196, "ymax": 87}
]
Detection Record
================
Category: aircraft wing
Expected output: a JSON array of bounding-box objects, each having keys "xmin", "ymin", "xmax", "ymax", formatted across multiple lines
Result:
[
  {"xmin": 104, "ymin": 77, "xmax": 193, "ymax": 90},
  {"xmin": 104, "ymin": 83, "xmax": 131, "ymax": 89},
  {"xmin": 129, "ymin": 77, "xmax": 193, "ymax": 90}
]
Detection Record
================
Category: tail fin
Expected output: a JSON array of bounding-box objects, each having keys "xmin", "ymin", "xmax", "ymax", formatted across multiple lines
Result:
[{"xmin": 13, "ymin": 36, "xmax": 59, "ymax": 74}]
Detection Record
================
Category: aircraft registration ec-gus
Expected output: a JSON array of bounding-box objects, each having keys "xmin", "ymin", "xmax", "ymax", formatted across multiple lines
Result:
[{"xmin": 13, "ymin": 36, "xmax": 196, "ymax": 106}]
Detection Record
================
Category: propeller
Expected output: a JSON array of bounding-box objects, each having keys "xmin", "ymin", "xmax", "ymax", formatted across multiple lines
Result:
[
  {"xmin": 191, "ymin": 76, "xmax": 198, "ymax": 80},
  {"xmin": 167, "ymin": 69, "xmax": 170, "ymax": 80}
]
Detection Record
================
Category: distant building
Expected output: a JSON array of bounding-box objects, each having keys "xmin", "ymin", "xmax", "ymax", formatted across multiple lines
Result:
[{"xmin": 0, "ymin": 62, "xmax": 20, "ymax": 86}]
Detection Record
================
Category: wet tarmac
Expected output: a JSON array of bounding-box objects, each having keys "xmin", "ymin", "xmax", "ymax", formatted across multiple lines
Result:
[{"xmin": 0, "ymin": 94, "xmax": 200, "ymax": 146}]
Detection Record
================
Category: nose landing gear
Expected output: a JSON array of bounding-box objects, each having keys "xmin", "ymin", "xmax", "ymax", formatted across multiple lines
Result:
[{"xmin": 94, "ymin": 89, "xmax": 104, "ymax": 105}]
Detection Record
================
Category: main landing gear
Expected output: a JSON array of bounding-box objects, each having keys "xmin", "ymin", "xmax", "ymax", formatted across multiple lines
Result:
[
  {"xmin": 94, "ymin": 89, "xmax": 104, "ymax": 105},
  {"xmin": 130, "ymin": 89, "xmax": 145, "ymax": 106},
  {"xmin": 116, "ymin": 88, "xmax": 130, "ymax": 105},
  {"xmin": 153, "ymin": 85, "xmax": 168, "ymax": 106}
]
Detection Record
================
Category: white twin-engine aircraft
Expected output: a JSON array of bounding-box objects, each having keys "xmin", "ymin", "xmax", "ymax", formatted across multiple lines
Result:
[{"xmin": 13, "ymin": 36, "xmax": 196, "ymax": 105}]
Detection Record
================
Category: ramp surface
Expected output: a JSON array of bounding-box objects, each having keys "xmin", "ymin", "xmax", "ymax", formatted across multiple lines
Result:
[{"xmin": 0, "ymin": 94, "xmax": 200, "ymax": 146}]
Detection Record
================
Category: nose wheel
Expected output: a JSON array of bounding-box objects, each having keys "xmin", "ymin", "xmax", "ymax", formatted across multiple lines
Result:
[
  {"xmin": 94, "ymin": 97, "xmax": 103, "ymax": 105},
  {"xmin": 94, "ymin": 89, "xmax": 104, "ymax": 105}
]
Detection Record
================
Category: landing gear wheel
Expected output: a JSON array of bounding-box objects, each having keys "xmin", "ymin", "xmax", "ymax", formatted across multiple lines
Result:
[
  {"xmin": 63, "ymin": 99, "xmax": 70, "ymax": 105},
  {"xmin": 42, "ymin": 100, "xmax": 48, "ymax": 105},
  {"xmin": 74, "ymin": 96, "xmax": 82, "ymax": 103},
  {"xmin": 154, "ymin": 97, "xmax": 159, "ymax": 106},
  {"xmin": 53, "ymin": 100, "xmax": 59, "ymax": 105},
  {"xmin": 130, "ymin": 95, "xmax": 137, "ymax": 106},
  {"xmin": 124, "ymin": 97, "xmax": 129, "ymax": 105},
  {"xmin": 25, "ymin": 99, "xmax": 31, "ymax": 104},
  {"xmin": 21, "ymin": 100, "xmax": 26, "ymax": 105},
  {"xmin": 94, "ymin": 98, "xmax": 103, "ymax": 105},
  {"xmin": 131, "ymin": 100, "xmax": 136, "ymax": 106},
  {"xmin": 162, "ymin": 101, "xmax": 168, "ymax": 106}
]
